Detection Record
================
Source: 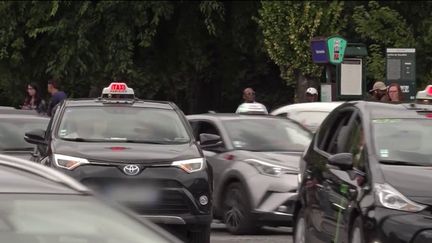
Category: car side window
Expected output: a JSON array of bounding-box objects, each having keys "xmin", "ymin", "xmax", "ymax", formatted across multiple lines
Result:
[
  {"xmin": 275, "ymin": 112, "xmax": 288, "ymax": 118},
  {"xmin": 188, "ymin": 120, "xmax": 200, "ymax": 139},
  {"xmin": 345, "ymin": 116, "xmax": 366, "ymax": 172},
  {"xmin": 317, "ymin": 108, "xmax": 356, "ymax": 154},
  {"xmin": 191, "ymin": 120, "xmax": 222, "ymax": 143},
  {"xmin": 198, "ymin": 121, "xmax": 221, "ymax": 138}
]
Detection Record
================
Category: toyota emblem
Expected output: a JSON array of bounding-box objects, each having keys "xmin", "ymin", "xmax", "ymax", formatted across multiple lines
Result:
[{"xmin": 123, "ymin": 165, "xmax": 140, "ymax": 176}]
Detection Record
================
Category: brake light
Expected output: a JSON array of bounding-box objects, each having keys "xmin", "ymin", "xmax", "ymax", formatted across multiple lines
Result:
[
  {"xmin": 224, "ymin": 154, "xmax": 235, "ymax": 161},
  {"xmin": 110, "ymin": 82, "xmax": 127, "ymax": 92}
]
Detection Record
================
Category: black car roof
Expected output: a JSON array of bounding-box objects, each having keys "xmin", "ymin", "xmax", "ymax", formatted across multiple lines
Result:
[
  {"xmin": 349, "ymin": 101, "xmax": 432, "ymax": 119},
  {"xmin": 64, "ymin": 98, "xmax": 175, "ymax": 110},
  {"xmin": 0, "ymin": 154, "xmax": 90, "ymax": 194}
]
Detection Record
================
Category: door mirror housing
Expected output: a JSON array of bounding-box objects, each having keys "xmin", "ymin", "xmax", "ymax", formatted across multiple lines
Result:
[
  {"xmin": 329, "ymin": 153, "xmax": 353, "ymax": 170},
  {"xmin": 199, "ymin": 133, "xmax": 223, "ymax": 151},
  {"xmin": 24, "ymin": 129, "xmax": 47, "ymax": 145}
]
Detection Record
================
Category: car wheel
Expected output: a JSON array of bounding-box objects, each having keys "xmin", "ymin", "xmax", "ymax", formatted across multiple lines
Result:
[
  {"xmin": 293, "ymin": 208, "xmax": 307, "ymax": 243},
  {"xmin": 350, "ymin": 216, "xmax": 365, "ymax": 243},
  {"xmin": 189, "ymin": 225, "xmax": 210, "ymax": 243},
  {"xmin": 222, "ymin": 182, "xmax": 256, "ymax": 234}
]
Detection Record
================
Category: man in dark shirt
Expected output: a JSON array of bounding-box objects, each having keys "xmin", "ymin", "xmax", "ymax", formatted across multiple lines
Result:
[{"xmin": 47, "ymin": 79, "xmax": 67, "ymax": 116}]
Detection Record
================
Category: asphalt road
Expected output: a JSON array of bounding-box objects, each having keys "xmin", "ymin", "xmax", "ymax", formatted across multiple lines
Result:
[{"xmin": 210, "ymin": 222, "xmax": 293, "ymax": 243}]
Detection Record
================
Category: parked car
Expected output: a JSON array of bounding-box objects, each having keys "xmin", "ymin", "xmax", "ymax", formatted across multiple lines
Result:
[
  {"xmin": 294, "ymin": 101, "xmax": 432, "ymax": 243},
  {"xmin": 25, "ymin": 83, "xmax": 212, "ymax": 243},
  {"xmin": 0, "ymin": 110, "xmax": 49, "ymax": 159},
  {"xmin": 188, "ymin": 113, "xmax": 312, "ymax": 234},
  {"xmin": 270, "ymin": 102, "xmax": 343, "ymax": 132},
  {"xmin": 0, "ymin": 154, "xmax": 181, "ymax": 243}
]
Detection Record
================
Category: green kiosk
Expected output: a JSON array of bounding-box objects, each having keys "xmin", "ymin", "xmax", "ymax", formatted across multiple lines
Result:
[{"xmin": 311, "ymin": 36, "xmax": 368, "ymax": 101}]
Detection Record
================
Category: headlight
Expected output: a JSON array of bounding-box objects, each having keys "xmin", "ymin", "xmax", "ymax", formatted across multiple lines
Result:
[
  {"xmin": 244, "ymin": 159, "xmax": 298, "ymax": 177},
  {"xmin": 53, "ymin": 154, "xmax": 89, "ymax": 170},
  {"xmin": 375, "ymin": 183, "xmax": 426, "ymax": 212},
  {"xmin": 171, "ymin": 158, "xmax": 204, "ymax": 173}
]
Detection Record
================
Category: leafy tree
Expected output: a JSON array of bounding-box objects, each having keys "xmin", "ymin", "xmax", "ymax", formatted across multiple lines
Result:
[
  {"xmin": 352, "ymin": 1, "xmax": 415, "ymax": 83},
  {"xmin": 257, "ymin": 1, "xmax": 345, "ymax": 102},
  {"xmin": 0, "ymin": 1, "xmax": 173, "ymax": 106}
]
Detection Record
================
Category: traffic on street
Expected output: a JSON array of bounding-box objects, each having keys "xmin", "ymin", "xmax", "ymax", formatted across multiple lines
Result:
[
  {"xmin": 0, "ymin": 81, "xmax": 429, "ymax": 243},
  {"xmin": 2, "ymin": 1, "xmax": 432, "ymax": 243}
]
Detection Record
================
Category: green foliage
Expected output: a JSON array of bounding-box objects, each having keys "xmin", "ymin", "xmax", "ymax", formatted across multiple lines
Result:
[
  {"xmin": 257, "ymin": 1, "xmax": 345, "ymax": 84},
  {"xmin": 352, "ymin": 1, "xmax": 415, "ymax": 81}
]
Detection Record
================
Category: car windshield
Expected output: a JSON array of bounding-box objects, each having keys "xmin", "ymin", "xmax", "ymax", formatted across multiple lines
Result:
[
  {"xmin": 57, "ymin": 107, "xmax": 190, "ymax": 144},
  {"xmin": 373, "ymin": 118, "xmax": 432, "ymax": 165},
  {"xmin": 0, "ymin": 118, "xmax": 48, "ymax": 150},
  {"xmin": 0, "ymin": 194, "xmax": 171, "ymax": 243},
  {"xmin": 223, "ymin": 118, "xmax": 312, "ymax": 152}
]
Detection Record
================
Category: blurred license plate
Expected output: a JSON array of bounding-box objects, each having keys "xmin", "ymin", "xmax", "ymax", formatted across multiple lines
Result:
[{"xmin": 105, "ymin": 184, "xmax": 159, "ymax": 204}]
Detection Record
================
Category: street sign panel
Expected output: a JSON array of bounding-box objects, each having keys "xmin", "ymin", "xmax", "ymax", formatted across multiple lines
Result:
[
  {"xmin": 327, "ymin": 36, "xmax": 347, "ymax": 64},
  {"xmin": 310, "ymin": 37, "xmax": 329, "ymax": 64},
  {"xmin": 386, "ymin": 48, "xmax": 416, "ymax": 101}
]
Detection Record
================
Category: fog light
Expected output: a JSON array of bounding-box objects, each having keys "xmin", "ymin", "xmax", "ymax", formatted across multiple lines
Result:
[
  {"xmin": 277, "ymin": 205, "xmax": 288, "ymax": 212},
  {"xmin": 199, "ymin": 195, "xmax": 208, "ymax": 205}
]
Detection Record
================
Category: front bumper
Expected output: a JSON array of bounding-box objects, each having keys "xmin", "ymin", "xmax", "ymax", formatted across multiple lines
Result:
[
  {"xmin": 365, "ymin": 207, "xmax": 432, "ymax": 243},
  {"xmin": 246, "ymin": 172, "xmax": 298, "ymax": 226},
  {"xmin": 55, "ymin": 164, "xmax": 212, "ymax": 226}
]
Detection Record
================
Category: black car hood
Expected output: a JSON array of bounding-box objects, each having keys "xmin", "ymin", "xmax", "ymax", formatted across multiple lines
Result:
[
  {"xmin": 234, "ymin": 150, "xmax": 303, "ymax": 171},
  {"xmin": 381, "ymin": 164, "xmax": 432, "ymax": 205},
  {"xmin": 53, "ymin": 140, "xmax": 200, "ymax": 164}
]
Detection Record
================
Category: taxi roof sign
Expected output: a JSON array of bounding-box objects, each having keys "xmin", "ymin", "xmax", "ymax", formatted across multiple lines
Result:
[
  {"xmin": 416, "ymin": 85, "xmax": 432, "ymax": 100},
  {"xmin": 101, "ymin": 82, "xmax": 135, "ymax": 99},
  {"xmin": 236, "ymin": 103, "xmax": 268, "ymax": 115}
]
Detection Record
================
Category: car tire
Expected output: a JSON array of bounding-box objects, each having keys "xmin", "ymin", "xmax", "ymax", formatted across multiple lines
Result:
[
  {"xmin": 350, "ymin": 216, "xmax": 365, "ymax": 243},
  {"xmin": 189, "ymin": 225, "xmax": 210, "ymax": 243},
  {"xmin": 222, "ymin": 182, "xmax": 256, "ymax": 234},
  {"xmin": 293, "ymin": 207, "xmax": 307, "ymax": 243}
]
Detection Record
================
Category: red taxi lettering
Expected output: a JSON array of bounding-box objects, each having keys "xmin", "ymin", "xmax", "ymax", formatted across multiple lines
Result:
[
  {"xmin": 110, "ymin": 83, "xmax": 127, "ymax": 92},
  {"xmin": 427, "ymin": 86, "xmax": 432, "ymax": 96}
]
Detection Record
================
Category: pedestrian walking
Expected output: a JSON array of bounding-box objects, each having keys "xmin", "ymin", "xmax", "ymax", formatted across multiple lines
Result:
[
  {"xmin": 368, "ymin": 81, "xmax": 389, "ymax": 102},
  {"xmin": 47, "ymin": 79, "xmax": 67, "ymax": 117},
  {"xmin": 305, "ymin": 87, "xmax": 319, "ymax": 102},
  {"xmin": 235, "ymin": 87, "xmax": 268, "ymax": 114},
  {"xmin": 387, "ymin": 83, "xmax": 404, "ymax": 102},
  {"xmin": 21, "ymin": 83, "xmax": 47, "ymax": 114}
]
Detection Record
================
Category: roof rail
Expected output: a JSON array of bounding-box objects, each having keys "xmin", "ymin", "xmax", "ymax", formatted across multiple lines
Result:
[{"xmin": 0, "ymin": 154, "xmax": 90, "ymax": 193}]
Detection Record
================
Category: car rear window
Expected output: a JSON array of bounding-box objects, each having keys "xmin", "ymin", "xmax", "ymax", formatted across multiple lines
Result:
[
  {"xmin": 223, "ymin": 118, "xmax": 312, "ymax": 152},
  {"xmin": 0, "ymin": 118, "xmax": 48, "ymax": 150},
  {"xmin": 0, "ymin": 194, "xmax": 171, "ymax": 243}
]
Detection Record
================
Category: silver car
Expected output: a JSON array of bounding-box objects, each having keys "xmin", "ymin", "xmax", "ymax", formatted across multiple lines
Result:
[{"xmin": 188, "ymin": 114, "xmax": 312, "ymax": 234}]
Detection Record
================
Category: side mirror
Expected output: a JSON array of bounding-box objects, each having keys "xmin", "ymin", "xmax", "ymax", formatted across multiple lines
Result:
[
  {"xmin": 199, "ymin": 133, "xmax": 223, "ymax": 150},
  {"xmin": 328, "ymin": 153, "xmax": 353, "ymax": 170},
  {"xmin": 24, "ymin": 129, "xmax": 47, "ymax": 145}
]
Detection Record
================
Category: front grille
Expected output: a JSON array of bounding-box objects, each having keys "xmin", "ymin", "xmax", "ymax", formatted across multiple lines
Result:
[
  {"xmin": 126, "ymin": 190, "xmax": 191, "ymax": 215},
  {"xmin": 81, "ymin": 178, "xmax": 183, "ymax": 189}
]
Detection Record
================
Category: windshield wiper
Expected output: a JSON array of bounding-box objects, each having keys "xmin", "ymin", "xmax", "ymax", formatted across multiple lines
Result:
[
  {"xmin": 379, "ymin": 160, "xmax": 429, "ymax": 166},
  {"xmin": 123, "ymin": 140, "xmax": 168, "ymax": 144},
  {"xmin": 61, "ymin": 137, "xmax": 108, "ymax": 142},
  {"xmin": 1, "ymin": 147, "xmax": 34, "ymax": 151}
]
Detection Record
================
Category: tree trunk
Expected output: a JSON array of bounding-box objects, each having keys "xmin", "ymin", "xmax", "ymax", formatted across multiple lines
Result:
[{"xmin": 295, "ymin": 72, "xmax": 319, "ymax": 103}]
